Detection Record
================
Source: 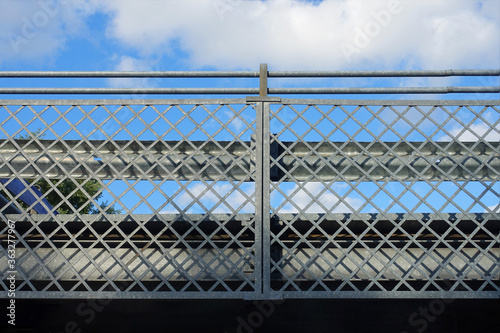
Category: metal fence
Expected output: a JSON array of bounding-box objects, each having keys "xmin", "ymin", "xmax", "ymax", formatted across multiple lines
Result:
[{"xmin": 1, "ymin": 66, "xmax": 499, "ymax": 299}]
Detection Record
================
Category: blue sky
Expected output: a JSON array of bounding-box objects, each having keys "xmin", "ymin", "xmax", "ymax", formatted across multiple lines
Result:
[
  {"xmin": 0, "ymin": 0, "xmax": 499, "ymax": 215},
  {"xmin": 1, "ymin": 0, "xmax": 499, "ymax": 71},
  {"xmin": 0, "ymin": 0, "xmax": 499, "ymax": 99}
]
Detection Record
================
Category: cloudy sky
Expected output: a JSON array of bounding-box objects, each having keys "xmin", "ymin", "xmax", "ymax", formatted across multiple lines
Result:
[
  {"xmin": 1, "ymin": 0, "xmax": 498, "ymax": 214},
  {"xmin": 1, "ymin": 0, "xmax": 499, "ymax": 71}
]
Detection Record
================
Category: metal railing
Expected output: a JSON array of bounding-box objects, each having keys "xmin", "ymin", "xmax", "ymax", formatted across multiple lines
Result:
[
  {"xmin": 0, "ymin": 64, "xmax": 499, "ymax": 96},
  {"xmin": 0, "ymin": 65, "xmax": 499, "ymax": 299}
]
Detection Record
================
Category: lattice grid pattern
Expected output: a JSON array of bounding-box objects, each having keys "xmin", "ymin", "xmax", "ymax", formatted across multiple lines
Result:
[
  {"xmin": 268, "ymin": 101, "xmax": 499, "ymax": 297},
  {"xmin": 0, "ymin": 99, "xmax": 499, "ymax": 299},
  {"xmin": 0, "ymin": 100, "xmax": 259, "ymax": 298}
]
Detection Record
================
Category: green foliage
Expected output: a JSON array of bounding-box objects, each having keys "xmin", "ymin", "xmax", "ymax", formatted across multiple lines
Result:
[
  {"xmin": 8, "ymin": 130, "xmax": 122, "ymax": 214},
  {"xmin": 33, "ymin": 178, "xmax": 116, "ymax": 214},
  {"xmin": 16, "ymin": 129, "xmax": 46, "ymax": 140},
  {"xmin": 98, "ymin": 200, "xmax": 123, "ymax": 215}
]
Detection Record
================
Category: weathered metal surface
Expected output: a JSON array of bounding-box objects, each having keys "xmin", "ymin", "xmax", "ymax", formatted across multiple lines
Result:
[
  {"xmin": 0, "ymin": 140, "xmax": 497, "ymax": 181},
  {"xmin": 0, "ymin": 66, "xmax": 499, "ymax": 299}
]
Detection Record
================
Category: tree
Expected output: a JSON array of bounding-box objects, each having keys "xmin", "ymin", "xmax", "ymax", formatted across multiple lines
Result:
[
  {"xmin": 4, "ymin": 130, "xmax": 121, "ymax": 214},
  {"xmin": 34, "ymin": 178, "xmax": 120, "ymax": 214}
]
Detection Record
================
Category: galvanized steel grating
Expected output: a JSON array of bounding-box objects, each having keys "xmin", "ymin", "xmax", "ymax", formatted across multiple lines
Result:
[
  {"xmin": 268, "ymin": 101, "xmax": 499, "ymax": 298},
  {"xmin": 0, "ymin": 96, "xmax": 499, "ymax": 298},
  {"xmin": 1, "ymin": 100, "xmax": 260, "ymax": 298}
]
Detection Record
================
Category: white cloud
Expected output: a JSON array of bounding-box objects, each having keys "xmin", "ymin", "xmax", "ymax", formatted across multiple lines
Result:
[
  {"xmin": 113, "ymin": 55, "xmax": 153, "ymax": 72},
  {"xmin": 446, "ymin": 123, "xmax": 500, "ymax": 141},
  {"xmin": 438, "ymin": 112, "xmax": 500, "ymax": 141},
  {"xmin": 223, "ymin": 109, "xmax": 245, "ymax": 132},
  {"xmin": 98, "ymin": 0, "xmax": 500, "ymax": 70},
  {"xmin": 278, "ymin": 182, "xmax": 364, "ymax": 213},
  {"xmin": 159, "ymin": 181, "xmax": 366, "ymax": 214},
  {"xmin": 0, "ymin": 0, "xmax": 97, "ymax": 65},
  {"xmin": 108, "ymin": 55, "xmax": 159, "ymax": 88},
  {"xmin": 2, "ymin": 0, "xmax": 498, "ymax": 70},
  {"xmin": 486, "ymin": 204, "xmax": 500, "ymax": 213},
  {"xmin": 162, "ymin": 182, "xmax": 254, "ymax": 214}
]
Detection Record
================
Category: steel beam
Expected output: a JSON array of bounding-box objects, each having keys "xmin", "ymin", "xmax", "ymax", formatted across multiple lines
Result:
[
  {"xmin": 3, "ymin": 247, "xmax": 497, "ymax": 282},
  {"xmin": 1, "ymin": 140, "xmax": 497, "ymax": 181}
]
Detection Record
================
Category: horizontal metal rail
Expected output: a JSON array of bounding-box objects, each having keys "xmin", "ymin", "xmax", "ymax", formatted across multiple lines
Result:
[
  {"xmin": 4, "ymin": 213, "xmax": 498, "ymax": 240},
  {"xmin": 1, "ymin": 64, "xmax": 498, "ymax": 96},
  {"xmin": 0, "ymin": 71, "xmax": 259, "ymax": 78},
  {"xmin": 1, "ymin": 213, "xmax": 498, "ymax": 296},
  {"xmin": 268, "ymin": 69, "xmax": 500, "ymax": 77},
  {"xmin": 1, "ymin": 86, "xmax": 499, "ymax": 95},
  {"xmin": 7, "ymin": 246, "xmax": 496, "ymax": 283},
  {"xmin": 4, "ymin": 139, "xmax": 497, "ymax": 158},
  {"xmin": 1, "ymin": 69, "xmax": 498, "ymax": 78},
  {"xmin": 0, "ymin": 139, "xmax": 253, "ymax": 181},
  {"xmin": 1, "ymin": 98, "xmax": 498, "ymax": 106},
  {"xmin": 268, "ymin": 86, "xmax": 500, "ymax": 95},
  {"xmin": 279, "ymin": 99, "xmax": 500, "ymax": 106},
  {"xmin": 274, "ymin": 141, "xmax": 499, "ymax": 181},
  {"xmin": 1, "ymin": 140, "xmax": 497, "ymax": 181},
  {"xmin": 0, "ymin": 87, "xmax": 260, "ymax": 95}
]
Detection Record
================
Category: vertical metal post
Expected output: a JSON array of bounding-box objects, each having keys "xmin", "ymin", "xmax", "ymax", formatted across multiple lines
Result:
[
  {"xmin": 253, "ymin": 101, "xmax": 264, "ymax": 299},
  {"xmin": 261, "ymin": 101, "xmax": 272, "ymax": 299},
  {"xmin": 260, "ymin": 64, "xmax": 268, "ymax": 97},
  {"xmin": 253, "ymin": 99, "xmax": 272, "ymax": 299},
  {"xmin": 249, "ymin": 64, "xmax": 281, "ymax": 298}
]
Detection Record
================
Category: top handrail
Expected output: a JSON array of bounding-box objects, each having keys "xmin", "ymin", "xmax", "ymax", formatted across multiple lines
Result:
[
  {"xmin": 0, "ymin": 71, "xmax": 260, "ymax": 78},
  {"xmin": 0, "ymin": 68, "xmax": 498, "ymax": 78},
  {"xmin": 0, "ymin": 64, "xmax": 498, "ymax": 96}
]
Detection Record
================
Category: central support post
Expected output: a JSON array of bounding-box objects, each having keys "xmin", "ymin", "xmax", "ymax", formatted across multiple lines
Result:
[{"xmin": 260, "ymin": 63, "xmax": 268, "ymax": 97}]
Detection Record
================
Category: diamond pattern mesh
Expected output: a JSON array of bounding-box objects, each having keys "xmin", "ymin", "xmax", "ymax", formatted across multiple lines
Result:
[
  {"xmin": 268, "ymin": 102, "xmax": 499, "ymax": 297},
  {"xmin": 1, "ymin": 99, "xmax": 498, "ymax": 299},
  {"xmin": 0, "ymin": 101, "xmax": 259, "ymax": 297}
]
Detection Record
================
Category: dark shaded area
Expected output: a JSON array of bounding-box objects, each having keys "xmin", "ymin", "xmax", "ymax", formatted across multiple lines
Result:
[{"xmin": 1, "ymin": 298, "xmax": 499, "ymax": 333}]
